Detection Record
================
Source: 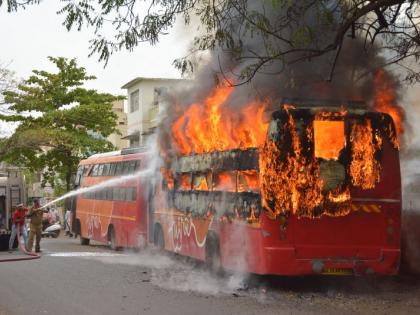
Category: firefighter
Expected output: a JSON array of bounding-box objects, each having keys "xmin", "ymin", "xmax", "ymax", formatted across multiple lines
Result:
[
  {"xmin": 8, "ymin": 204, "xmax": 28, "ymax": 252},
  {"xmin": 27, "ymin": 199, "xmax": 45, "ymax": 253}
]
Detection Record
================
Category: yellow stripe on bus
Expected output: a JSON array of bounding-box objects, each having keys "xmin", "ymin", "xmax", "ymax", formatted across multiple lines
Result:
[
  {"xmin": 77, "ymin": 211, "xmax": 136, "ymax": 221},
  {"xmin": 351, "ymin": 204, "xmax": 382, "ymax": 214}
]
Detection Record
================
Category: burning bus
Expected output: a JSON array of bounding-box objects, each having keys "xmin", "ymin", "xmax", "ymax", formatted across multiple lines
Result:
[
  {"xmin": 74, "ymin": 97, "xmax": 401, "ymax": 276},
  {"xmin": 155, "ymin": 98, "xmax": 401, "ymax": 276}
]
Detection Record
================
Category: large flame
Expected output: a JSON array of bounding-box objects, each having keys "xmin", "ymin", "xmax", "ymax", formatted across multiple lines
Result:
[
  {"xmin": 349, "ymin": 119, "xmax": 382, "ymax": 190},
  {"xmin": 374, "ymin": 69, "xmax": 404, "ymax": 138},
  {"xmin": 166, "ymin": 74, "xmax": 402, "ymax": 220},
  {"xmin": 260, "ymin": 108, "xmax": 325, "ymax": 218},
  {"xmin": 171, "ymin": 85, "xmax": 269, "ymax": 155}
]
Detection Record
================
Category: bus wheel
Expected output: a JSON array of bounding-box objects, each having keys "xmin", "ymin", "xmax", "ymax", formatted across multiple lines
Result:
[
  {"xmin": 206, "ymin": 235, "xmax": 222, "ymax": 275},
  {"xmin": 154, "ymin": 224, "xmax": 164, "ymax": 250},
  {"xmin": 109, "ymin": 226, "xmax": 118, "ymax": 251},
  {"xmin": 78, "ymin": 220, "xmax": 90, "ymax": 245},
  {"xmin": 80, "ymin": 234, "xmax": 90, "ymax": 246}
]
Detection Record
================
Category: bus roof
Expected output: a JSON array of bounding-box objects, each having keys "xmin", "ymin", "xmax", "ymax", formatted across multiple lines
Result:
[
  {"xmin": 80, "ymin": 148, "xmax": 150, "ymax": 165},
  {"xmin": 88, "ymin": 150, "xmax": 121, "ymax": 159}
]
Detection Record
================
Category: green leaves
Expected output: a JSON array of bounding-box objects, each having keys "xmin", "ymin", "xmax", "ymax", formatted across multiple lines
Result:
[{"xmin": 0, "ymin": 57, "xmax": 122, "ymax": 191}]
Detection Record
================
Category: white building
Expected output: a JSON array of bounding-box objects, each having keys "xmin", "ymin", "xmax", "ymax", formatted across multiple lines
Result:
[
  {"xmin": 107, "ymin": 99, "xmax": 129, "ymax": 150},
  {"xmin": 121, "ymin": 77, "xmax": 184, "ymax": 147}
]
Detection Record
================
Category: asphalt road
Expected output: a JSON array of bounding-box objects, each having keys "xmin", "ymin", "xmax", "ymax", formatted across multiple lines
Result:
[{"xmin": 0, "ymin": 236, "xmax": 419, "ymax": 315}]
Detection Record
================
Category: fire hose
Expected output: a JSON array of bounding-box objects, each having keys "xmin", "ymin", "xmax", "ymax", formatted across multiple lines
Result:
[{"xmin": 0, "ymin": 224, "xmax": 41, "ymax": 262}]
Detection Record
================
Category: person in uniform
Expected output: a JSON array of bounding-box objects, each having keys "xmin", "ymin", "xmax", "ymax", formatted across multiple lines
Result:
[{"xmin": 27, "ymin": 199, "xmax": 45, "ymax": 253}]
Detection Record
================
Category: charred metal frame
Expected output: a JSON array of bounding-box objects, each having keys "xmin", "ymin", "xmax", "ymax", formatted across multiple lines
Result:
[{"xmin": 167, "ymin": 98, "xmax": 399, "ymax": 221}]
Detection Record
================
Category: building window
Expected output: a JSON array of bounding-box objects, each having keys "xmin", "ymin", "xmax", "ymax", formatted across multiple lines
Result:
[
  {"xmin": 153, "ymin": 87, "xmax": 168, "ymax": 106},
  {"xmin": 130, "ymin": 90, "xmax": 140, "ymax": 113}
]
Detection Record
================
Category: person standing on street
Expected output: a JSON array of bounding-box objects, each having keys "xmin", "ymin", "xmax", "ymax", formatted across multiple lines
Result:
[
  {"xmin": 27, "ymin": 199, "xmax": 46, "ymax": 253},
  {"xmin": 8, "ymin": 204, "xmax": 28, "ymax": 252},
  {"xmin": 64, "ymin": 209, "xmax": 73, "ymax": 237}
]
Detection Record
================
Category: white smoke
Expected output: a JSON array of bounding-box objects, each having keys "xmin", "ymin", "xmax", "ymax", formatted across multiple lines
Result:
[{"xmin": 400, "ymin": 84, "xmax": 420, "ymax": 274}]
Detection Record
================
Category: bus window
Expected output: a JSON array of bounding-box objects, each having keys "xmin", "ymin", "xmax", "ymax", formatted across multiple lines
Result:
[
  {"xmin": 109, "ymin": 163, "xmax": 117, "ymax": 176},
  {"xmin": 237, "ymin": 170, "xmax": 260, "ymax": 193},
  {"xmin": 102, "ymin": 163, "xmax": 110, "ymax": 176},
  {"xmin": 213, "ymin": 171, "xmax": 236, "ymax": 192},
  {"xmin": 106, "ymin": 187, "xmax": 113, "ymax": 200},
  {"xmin": 122, "ymin": 162, "xmax": 130, "ymax": 175},
  {"xmin": 314, "ymin": 120, "xmax": 345, "ymax": 160},
  {"xmin": 193, "ymin": 172, "xmax": 211, "ymax": 191},
  {"xmin": 98, "ymin": 164, "xmax": 104, "ymax": 176},
  {"xmin": 91, "ymin": 164, "xmax": 99, "ymax": 176},
  {"xmin": 129, "ymin": 187, "xmax": 137, "ymax": 201},
  {"xmin": 161, "ymin": 168, "xmax": 174, "ymax": 190},
  {"xmin": 75, "ymin": 166, "xmax": 83, "ymax": 186},
  {"xmin": 126, "ymin": 161, "xmax": 136, "ymax": 173},
  {"xmin": 82, "ymin": 165, "xmax": 91, "ymax": 176},
  {"xmin": 134, "ymin": 161, "xmax": 141, "ymax": 171},
  {"xmin": 112, "ymin": 187, "xmax": 119, "ymax": 200},
  {"xmin": 120, "ymin": 188, "xmax": 127, "ymax": 201},
  {"xmin": 177, "ymin": 173, "xmax": 192, "ymax": 191},
  {"xmin": 115, "ymin": 162, "xmax": 124, "ymax": 175}
]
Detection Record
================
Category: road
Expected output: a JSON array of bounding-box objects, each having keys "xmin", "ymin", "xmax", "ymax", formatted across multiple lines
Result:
[{"xmin": 0, "ymin": 236, "xmax": 419, "ymax": 315}]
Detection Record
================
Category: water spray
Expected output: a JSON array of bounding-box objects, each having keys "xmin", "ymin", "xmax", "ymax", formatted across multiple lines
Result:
[
  {"xmin": 42, "ymin": 133, "xmax": 161, "ymax": 209},
  {"xmin": 41, "ymin": 167, "xmax": 154, "ymax": 209}
]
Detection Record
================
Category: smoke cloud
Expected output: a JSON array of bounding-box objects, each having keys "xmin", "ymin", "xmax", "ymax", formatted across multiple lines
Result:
[{"xmin": 161, "ymin": 0, "xmax": 406, "ymax": 157}]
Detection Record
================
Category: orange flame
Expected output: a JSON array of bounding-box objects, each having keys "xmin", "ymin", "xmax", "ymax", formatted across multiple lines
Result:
[
  {"xmin": 374, "ymin": 69, "xmax": 404, "ymax": 138},
  {"xmin": 160, "ymin": 168, "xmax": 174, "ymax": 190},
  {"xmin": 178, "ymin": 174, "xmax": 191, "ymax": 191},
  {"xmin": 171, "ymin": 85, "xmax": 269, "ymax": 155},
  {"xmin": 237, "ymin": 170, "xmax": 260, "ymax": 193},
  {"xmin": 260, "ymin": 109, "xmax": 324, "ymax": 218},
  {"xmin": 213, "ymin": 171, "xmax": 236, "ymax": 192},
  {"xmin": 313, "ymin": 120, "xmax": 345, "ymax": 160},
  {"xmin": 193, "ymin": 174, "xmax": 210, "ymax": 191},
  {"xmin": 349, "ymin": 119, "xmax": 382, "ymax": 190}
]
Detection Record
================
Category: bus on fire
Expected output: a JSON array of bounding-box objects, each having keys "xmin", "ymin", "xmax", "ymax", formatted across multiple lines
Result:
[{"xmin": 74, "ymin": 99, "xmax": 401, "ymax": 276}]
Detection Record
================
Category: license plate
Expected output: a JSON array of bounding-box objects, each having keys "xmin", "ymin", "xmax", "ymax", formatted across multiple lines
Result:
[{"xmin": 321, "ymin": 268, "xmax": 353, "ymax": 275}]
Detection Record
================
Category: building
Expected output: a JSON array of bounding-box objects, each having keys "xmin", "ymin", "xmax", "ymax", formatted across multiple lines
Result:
[
  {"xmin": 0, "ymin": 163, "xmax": 26, "ymax": 230},
  {"xmin": 121, "ymin": 77, "xmax": 184, "ymax": 147},
  {"xmin": 107, "ymin": 99, "xmax": 129, "ymax": 150}
]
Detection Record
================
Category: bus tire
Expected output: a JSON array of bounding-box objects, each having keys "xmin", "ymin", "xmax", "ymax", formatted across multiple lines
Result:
[
  {"xmin": 108, "ymin": 226, "xmax": 119, "ymax": 251},
  {"xmin": 205, "ymin": 234, "xmax": 222, "ymax": 275},
  {"xmin": 80, "ymin": 233, "xmax": 90, "ymax": 245},
  {"xmin": 154, "ymin": 224, "xmax": 164, "ymax": 250},
  {"xmin": 78, "ymin": 220, "xmax": 90, "ymax": 245},
  {"xmin": 74, "ymin": 218, "xmax": 81, "ymax": 238}
]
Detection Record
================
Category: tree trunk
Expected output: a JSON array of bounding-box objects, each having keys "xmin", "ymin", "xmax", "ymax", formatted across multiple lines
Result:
[{"xmin": 65, "ymin": 149, "xmax": 73, "ymax": 192}]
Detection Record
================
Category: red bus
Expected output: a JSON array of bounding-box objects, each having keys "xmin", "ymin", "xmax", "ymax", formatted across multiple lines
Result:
[
  {"xmin": 154, "ymin": 100, "xmax": 401, "ymax": 275},
  {"xmin": 75, "ymin": 100, "xmax": 401, "ymax": 275},
  {"xmin": 74, "ymin": 148, "xmax": 150, "ymax": 250}
]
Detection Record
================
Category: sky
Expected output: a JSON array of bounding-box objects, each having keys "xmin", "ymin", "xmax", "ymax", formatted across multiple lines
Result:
[
  {"xmin": 0, "ymin": 1, "xmax": 419, "ymax": 145},
  {"xmin": 0, "ymin": 2, "xmax": 189, "ymax": 95}
]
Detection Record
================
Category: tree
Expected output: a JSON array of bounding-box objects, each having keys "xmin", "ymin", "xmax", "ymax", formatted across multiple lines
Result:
[
  {"xmin": 0, "ymin": 62, "xmax": 18, "ymax": 105},
  {"xmin": 0, "ymin": 57, "xmax": 122, "ymax": 191},
  {"xmin": 1, "ymin": 1, "xmax": 419, "ymax": 84}
]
